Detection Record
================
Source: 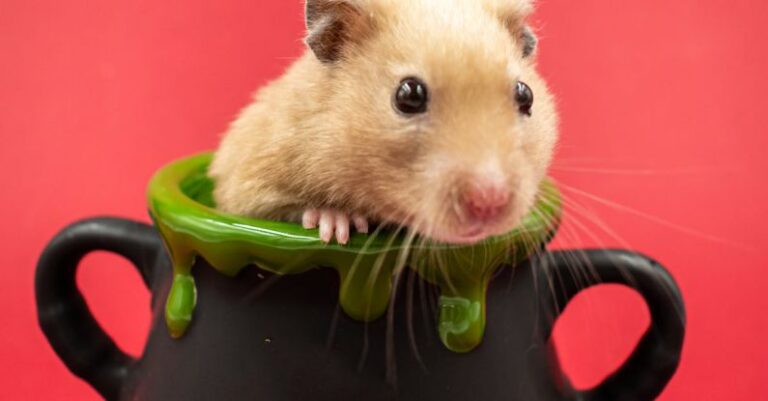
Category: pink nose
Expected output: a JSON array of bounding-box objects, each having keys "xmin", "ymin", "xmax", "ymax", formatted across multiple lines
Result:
[{"xmin": 461, "ymin": 183, "xmax": 511, "ymax": 222}]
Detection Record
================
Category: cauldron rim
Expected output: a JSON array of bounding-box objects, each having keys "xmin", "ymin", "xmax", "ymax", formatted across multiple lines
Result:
[{"xmin": 146, "ymin": 152, "xmax": 563, "ymax": 254}]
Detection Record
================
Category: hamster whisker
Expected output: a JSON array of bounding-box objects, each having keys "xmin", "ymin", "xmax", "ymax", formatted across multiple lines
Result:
[
  {"xmin": 405, "ymin": 262, "xmax": 429, "ymax": 373},
  {"xmin": 556, "ymin": 180, "xmax": 748, "ymax": 249},
  {"xmin": 385, "ymin": 229, "xmax": 419, "ymax": 387},
  {"xmin": 559, "ymin": 195, "xmax": 687, "ymax": 313},
  {"xmin": 529, "ymin": 196, "xmax": 601, "ymax": 311},
  {"xmin": 544, "ymin": 188, "xmax": 684, "ymax": 325},
  {"xmin": 550, "ymin": 165, "xmax": 717, "ymax": 176}
]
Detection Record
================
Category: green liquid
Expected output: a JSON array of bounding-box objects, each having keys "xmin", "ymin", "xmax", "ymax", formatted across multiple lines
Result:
[{"xmin": 147, "ymin": 153, "xmax": 562, "ymax": 352}]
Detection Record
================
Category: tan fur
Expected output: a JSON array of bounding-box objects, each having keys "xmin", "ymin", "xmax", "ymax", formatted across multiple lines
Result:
[{"xmin": 209, "ymin": 0, "xmax": 558, "ymax": 241}]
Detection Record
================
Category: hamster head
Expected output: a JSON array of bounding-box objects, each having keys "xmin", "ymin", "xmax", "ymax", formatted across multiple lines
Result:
[{"xmin": 305, "ymin": 0, "xmax": 558, "ymax": 244}]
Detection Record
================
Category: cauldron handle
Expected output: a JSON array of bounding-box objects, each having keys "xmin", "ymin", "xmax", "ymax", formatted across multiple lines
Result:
[
  {"xmin": 539, "ymin": 249, "xmax": 686, "ymax": 401},
  {"xmin": 36, "ymin": 217, "xmax": 161, "ymax": 401}
]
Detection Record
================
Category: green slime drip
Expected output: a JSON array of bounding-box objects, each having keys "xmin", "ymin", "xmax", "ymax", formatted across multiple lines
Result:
[{"xmin": 147, "ymin": 153, "xmax": 562, "ymax": 352}]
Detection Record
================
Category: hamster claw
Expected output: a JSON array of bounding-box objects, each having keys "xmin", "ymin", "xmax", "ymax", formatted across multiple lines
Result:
[
  {"xmin": 351, "ymin": 214, "xmax": 369, "ymax": 234},
  {"xmin": 302, "ymin": 209, "xmax": 320, "ymax": 229},
  {"xmin": 302, "ymin": 209, "xmax": 368, "ymax": 245}
]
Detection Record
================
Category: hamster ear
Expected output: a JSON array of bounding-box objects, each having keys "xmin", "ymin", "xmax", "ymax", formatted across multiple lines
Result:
[
  {"xmin": 501, "ymin": 19, "xmax": 538, "ymax": 58},
  {"xmin": 519, "ymin": 25, "xmax": 538, "ymax": 58},
  {"xmin": 305, "ymin": 0, "xmax": 369, "ymax": 63},
  {"xmin": 489, "ymin": 0, "xmax": 538, "ymax": 58}
]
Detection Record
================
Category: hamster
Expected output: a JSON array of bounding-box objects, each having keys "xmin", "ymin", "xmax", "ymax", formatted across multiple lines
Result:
[{"xmin": 209, "ymin": 0, "xmax": 558, "ymax": 245}]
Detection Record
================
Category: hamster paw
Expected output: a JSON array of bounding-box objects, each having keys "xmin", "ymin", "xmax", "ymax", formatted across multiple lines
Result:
[{"xmin": 302, "ymin": 209, "xmax": 369, "ymax": 245}]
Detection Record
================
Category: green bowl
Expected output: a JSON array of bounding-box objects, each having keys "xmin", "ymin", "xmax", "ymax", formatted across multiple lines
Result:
[{"xmin": 147, "ymin": 153, "xmax": 562, "ymax": 352}]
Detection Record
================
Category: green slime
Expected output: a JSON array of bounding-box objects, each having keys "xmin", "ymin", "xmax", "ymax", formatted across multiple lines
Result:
[{"xmin": 147, "ymin": 153, "xmax": 562, "ymax": 353}]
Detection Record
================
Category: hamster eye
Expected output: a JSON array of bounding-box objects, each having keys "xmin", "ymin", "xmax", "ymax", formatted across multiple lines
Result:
[
  {"xmin": 515, "ymin": 81, "xmax": 534, "ymax": 117},
  {"xmin": 394, "ymin": 77, "xmax": 428, "ymax": 115}
]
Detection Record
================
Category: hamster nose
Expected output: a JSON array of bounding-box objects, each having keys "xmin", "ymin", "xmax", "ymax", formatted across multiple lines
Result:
[{"xmin": 460, "ymin": 183, "xmax": 511, "ymax": 222}]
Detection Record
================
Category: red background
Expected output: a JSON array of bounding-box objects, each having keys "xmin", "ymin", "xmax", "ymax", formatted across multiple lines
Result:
[{"xmin": 1, "ymin": 1, "xmax": 767, "ymax": 400}]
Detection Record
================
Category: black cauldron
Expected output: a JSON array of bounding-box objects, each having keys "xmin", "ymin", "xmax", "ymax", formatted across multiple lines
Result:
[{"xmin": 36, "ymin": 217, "xmax": 684, "ymax": 401}]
